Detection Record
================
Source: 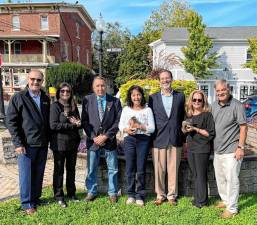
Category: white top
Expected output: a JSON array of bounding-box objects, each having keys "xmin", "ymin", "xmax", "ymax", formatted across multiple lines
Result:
[{"xmin": 119, "ymin": 106, "xmax": 155, "ymax": 137}]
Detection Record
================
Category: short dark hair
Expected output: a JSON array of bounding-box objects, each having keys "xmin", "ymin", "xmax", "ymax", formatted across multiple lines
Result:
[
  {"xmin": 56, "ymin": 82, "xmax": 74, "ymax": 106},
  {"xmin": 158, "ymin": 69, "xmax": 173, "ymax": 80},
  {"xmin": 126, "ymin": 85, "xmax": 146, "ymax": 108}
]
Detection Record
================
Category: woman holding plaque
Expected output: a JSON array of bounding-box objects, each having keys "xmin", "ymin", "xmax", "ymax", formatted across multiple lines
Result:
[
  {"xmin": 182, "ymin": 90, "xmax": 215, "ymax": 208},
  {"xmin": 50, "ymin": 82, "xmax": 81, "ymax": 208},
  {"xmin": 119, "ymin": 85, "xmax": 155, "ymax": 206}
]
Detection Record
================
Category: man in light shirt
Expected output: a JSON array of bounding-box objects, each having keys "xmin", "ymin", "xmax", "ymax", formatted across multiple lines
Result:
[{"xmin": 149, "ymin": 69, "xmax": 185, "ymax": 206}]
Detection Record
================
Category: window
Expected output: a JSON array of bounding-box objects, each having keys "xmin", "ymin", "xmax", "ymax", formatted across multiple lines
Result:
[
  {"xmin": 40, "ymin": 15, "xmax": 48, "ymax": 30},
  {"xmin": 199, "ymin": 85, "xmax": 209, "ymax": 97},
  {"xmin": 240, "ymin": 85, "xmax": 248, "ymax": 101},
  {"xmin": 249, "ymin": 85, "xmax": 257, "ymax": 96},
  {"xmin": 246, "ymin": 49, "xmax": 252, "ymax": 62},
  {"xmin": 76, "ymin": 22, "xmax": 80, "ymax": 38},
  {"xmin": 4, "ymin": 43, "xmax": 9, "ymax": 54},
  {"xmin": 14, "ymin": 42, "xmax": 21, "ymax": 54},
  {"xmin": 2, "ymin": 70, "xmax": 11, "ymax": 86},
  {"xmin": 12, "ymin": 15, "xmax": 20, "ymax": 31},
  {"xmin": 76, "ymin": 46, "xmax": 80, "ymax": 62}
]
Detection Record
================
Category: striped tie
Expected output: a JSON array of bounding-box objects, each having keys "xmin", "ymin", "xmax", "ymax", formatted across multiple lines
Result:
[{"xmin": 98, "ymin": 98, "xmax": 104, "ymax": 122}]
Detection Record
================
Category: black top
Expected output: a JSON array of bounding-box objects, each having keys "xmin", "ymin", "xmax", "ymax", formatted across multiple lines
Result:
[
  {"xmin": 50, "ymin": 101, "xmax": 81, "ymax": 151},
  {"xmin": 186, "ymin": 112, "xmax": 215, "ymax": 154},
  {"xmin": 6, "ymin": 87, "xmax": 50, "ymax": 148}
]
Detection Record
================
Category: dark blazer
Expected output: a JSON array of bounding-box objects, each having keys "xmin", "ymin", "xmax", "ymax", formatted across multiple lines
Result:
[
  {"xmin": 148, "ymin": 90, "xmax": 185, "ymax": 148},
  {"xmin": 6, "ymin": 87, "xmax": 50, "ymax": 148},
  {"xmin": 81, "ymin": 93, "xmax": 122, "ymax": 150},
  {"xmin": 49, "ymin": 101, "xmax": 81, "ymax": 151}
]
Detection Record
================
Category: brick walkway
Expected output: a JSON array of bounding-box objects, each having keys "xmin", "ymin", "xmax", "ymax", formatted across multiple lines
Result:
[{"xmin": 0, "ymin": 156, "xmax": 87, "ymax": 202}]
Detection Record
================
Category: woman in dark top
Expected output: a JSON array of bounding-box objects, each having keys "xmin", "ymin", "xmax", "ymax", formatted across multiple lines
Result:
[
  {"xmin": 50, "ymin": 82, "xmax": 81, "ymax": 208},
  {"xmin": 182, "ymin": 90, "xmax": 215, "ymax": 208}
]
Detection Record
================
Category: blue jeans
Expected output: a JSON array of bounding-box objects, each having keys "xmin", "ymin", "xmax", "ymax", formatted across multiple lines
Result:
[
  {"xmin": 124, "ymin": 134, "xmax": 150, "ymax": 200},
  {"xmin": 18, "ymin": 147, "xmax": 48, "ymax": 209},
  {"xmin": 86, "ymin": 147, "xmax": 118, "ymax": 196}
]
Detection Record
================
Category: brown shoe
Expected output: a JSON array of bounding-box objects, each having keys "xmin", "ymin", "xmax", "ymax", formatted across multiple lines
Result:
[
  {"xmin": 154, "ymin": 198, "xmax": 166, "ymax": 206},
  {"xmin": 168, "ymin": 199, "xmax": 177, "ymax": 206},
  {"xmin": 84, "ymin": 194, "xmax": 96, "ymax": 202},
  {"xmin": 220, "ymin": 210, "xmax": 237, "ymax": 219},
  {"xmin": 23, "ymin": 208, "xmax": 37, "ymax": 215},
  {"xmin": 109, "ymin": 195, "xmax": 118, "ymax": 203},
  {"xmin": 215, "ymin": 201, "xmax": 226, "ymax": 209}
]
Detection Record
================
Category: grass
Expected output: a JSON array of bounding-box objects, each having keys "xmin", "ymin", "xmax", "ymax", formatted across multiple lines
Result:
[{"xmin": 0, "ymin": 188, "xmax": 257, "ymax": 225}]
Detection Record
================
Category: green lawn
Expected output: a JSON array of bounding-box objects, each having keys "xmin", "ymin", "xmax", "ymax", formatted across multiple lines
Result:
[{"xmin": 0, "ymin": 188, "xmax": 257, "ymax": 225}]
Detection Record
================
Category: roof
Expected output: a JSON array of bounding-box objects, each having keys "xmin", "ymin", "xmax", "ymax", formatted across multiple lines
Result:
[
  {"xmin": 0, "ymin": 35, "xmax": 59, "ymax": 42},
  {"xmin": 162, "ymin": 26, "xmax": 257, "ymax": 42},
  {"xmin": 0, "ymin": 2, "xmax": 95, "ymax": 30}
]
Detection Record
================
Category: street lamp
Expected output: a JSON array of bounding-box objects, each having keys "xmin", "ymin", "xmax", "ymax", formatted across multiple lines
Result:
[{"xmin": 96, "ymin": 13, "xmax": 105, "ymax": 76}]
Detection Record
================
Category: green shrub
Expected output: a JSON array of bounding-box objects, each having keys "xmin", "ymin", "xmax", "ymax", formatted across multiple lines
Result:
[
  {"xmin": 46, "ymin": 62, "xmax": 93, "ymax": 102},
  {"xmin": 119, "ymin": 79, "xmax": 197, "ymax": 105}
]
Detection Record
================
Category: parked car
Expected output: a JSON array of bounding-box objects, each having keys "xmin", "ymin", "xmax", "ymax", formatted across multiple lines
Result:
[{"xmin": 243, "ymin": 95, "xmax": 257, "ymax": 124}]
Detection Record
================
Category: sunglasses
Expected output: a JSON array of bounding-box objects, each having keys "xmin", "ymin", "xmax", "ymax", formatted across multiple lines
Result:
[
  {"xmin": 60, "ymin": 89, "xmax": 71, "ymax": 93},
  {"xmin": 192, "ymin": 98, "xmax": 203, "ymax": 103},
  {"xmin": 30, "ymin": 78, "xmax": 42, "ymax": 82}
]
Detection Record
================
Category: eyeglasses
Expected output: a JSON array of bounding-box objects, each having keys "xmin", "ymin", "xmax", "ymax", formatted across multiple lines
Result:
[
  {"xmin": 30, "ymin": 78, "xmax": 42, "ymax": 82},
  {"xmin": 60, "ymin": 89, "xmax": 70, "ymax": 93},
  {"xmin": 192, "ymin": 98, "xmax": 203, "ymax": 103}
]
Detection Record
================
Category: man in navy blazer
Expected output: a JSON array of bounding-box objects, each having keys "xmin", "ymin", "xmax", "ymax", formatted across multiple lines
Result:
[
  {"xmin": 81, "ymin": 76, "xmax": 122, "ymax": 203},
  {"xmin": 149, "ymin": 69, "xmax": 185, "ymax": 206}
]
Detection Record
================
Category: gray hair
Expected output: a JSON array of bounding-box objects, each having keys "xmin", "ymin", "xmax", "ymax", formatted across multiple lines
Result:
[
  {"xmin": 214, "ymin": 79, "xmax": 230, "ymax": 89},
  {"xmin": 93, "ymin": 75, "xmax": 106, "ymax": 83}
]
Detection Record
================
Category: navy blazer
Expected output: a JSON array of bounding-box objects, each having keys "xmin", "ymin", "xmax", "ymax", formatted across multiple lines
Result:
[
  {"xmin": 81, "ymin": 93, "xmax": 122, "ymax": 150},
  {"xmin": 148, "ymin": 91, "xmax": 185, "ymax": 148}
]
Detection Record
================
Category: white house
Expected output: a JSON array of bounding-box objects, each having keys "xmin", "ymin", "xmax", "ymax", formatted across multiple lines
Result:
[{"xmin": 149, "ymin": 26, "xmax": 257, "ymax": 103}]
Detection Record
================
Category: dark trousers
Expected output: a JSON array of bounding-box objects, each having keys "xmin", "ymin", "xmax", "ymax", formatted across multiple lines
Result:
[
  {"xmin": 188, "ymin": 151, "xmax": 210, "ymax": 207},
  {"xmin": 18, "ymin": 147, "xmax": 48, "ymax": 209},
  {"xmin": 53, "ymin": 150, "xmax": 77, "ymax": 200},
  {"xmin": 124, "ymin": 134, "xmax": 150, "ymax": 200}
]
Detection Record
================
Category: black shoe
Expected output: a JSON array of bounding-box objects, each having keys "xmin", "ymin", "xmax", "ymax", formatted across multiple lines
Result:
[
  {"xmin": 57, "ymin": 200, "xmax": 67, "ymax": 208},
  {"xmin": 36, "ymin": 199, "xmax": 49, "ymax": 206},
  {"xmin": 69, "ymin": 195, "xmax": 79, "ymax": 202}
]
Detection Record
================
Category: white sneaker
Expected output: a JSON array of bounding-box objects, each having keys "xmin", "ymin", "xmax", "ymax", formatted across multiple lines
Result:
[
  {"xmin": 136, "ymin": 199, "xmax": 144, "ymax": 207},
  {"xmin": 126, "ymin": 197, "xmax": 136, "ymax": 205}
]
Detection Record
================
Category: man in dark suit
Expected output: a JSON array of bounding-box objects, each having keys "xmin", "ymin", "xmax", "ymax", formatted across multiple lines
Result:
[
  {"xmin": 149, "ymin": 69, "xmax": 185, "ymax": 206},
  {"xmin": 81, "ymin": 76, "xmax": 122, "ymax": 203},
  {"xmin": 6, "ymin": 70, "xmax": 50, "ymax": 215}
]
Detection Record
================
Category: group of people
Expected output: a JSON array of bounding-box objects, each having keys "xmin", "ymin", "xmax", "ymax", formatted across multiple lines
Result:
[{"xmin": 6, "ymin": 69, "xmax": 247, "ymax": 219}]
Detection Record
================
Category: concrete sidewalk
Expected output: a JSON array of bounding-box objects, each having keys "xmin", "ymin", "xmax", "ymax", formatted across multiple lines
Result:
[{"xmin": 0, "ymin": 157, "xmax": 87, "ymax": 202}]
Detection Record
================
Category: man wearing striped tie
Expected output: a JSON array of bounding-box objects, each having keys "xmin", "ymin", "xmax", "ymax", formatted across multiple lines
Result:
[{"xmin": 81, "ymin": 76, "xmax": 122, "ymax": 203}]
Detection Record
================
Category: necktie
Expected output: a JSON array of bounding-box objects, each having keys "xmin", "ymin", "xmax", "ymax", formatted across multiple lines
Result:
[{"xmin": 98, "ymin": 98, "xmax": 104, "ymax": 122}]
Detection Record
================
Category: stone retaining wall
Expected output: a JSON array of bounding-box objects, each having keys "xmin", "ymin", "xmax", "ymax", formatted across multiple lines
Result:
[{"xmin": 93, "ymin": 154, "xmax": 257, "ymax": 196}]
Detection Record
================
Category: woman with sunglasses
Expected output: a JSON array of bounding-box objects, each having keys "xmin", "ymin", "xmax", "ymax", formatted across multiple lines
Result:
[
  {"xmin": 182, "ymin": 90, "xmax": 215, "ymax": 208},
  {"xmin": 119, "ymin": 85, "xmax": 155, "ymax": 206},
  {"xmin": 50, "ymin": 82, "xmax": 81, "ymax": 208}
]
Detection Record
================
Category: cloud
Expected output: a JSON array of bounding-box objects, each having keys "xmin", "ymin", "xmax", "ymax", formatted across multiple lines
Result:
[
  {"xmin": 126, "ymin": 1, "xmax": 161, "ymax": 8},
  {"xmin": 189, "ymin": 0, "xmax": 245, "ymax": 4}
]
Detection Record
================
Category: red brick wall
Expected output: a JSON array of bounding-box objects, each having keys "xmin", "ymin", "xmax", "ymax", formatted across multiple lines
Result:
[{"xmin": 0, "ymin": 10, "xmax": 92, "ymax": 66}]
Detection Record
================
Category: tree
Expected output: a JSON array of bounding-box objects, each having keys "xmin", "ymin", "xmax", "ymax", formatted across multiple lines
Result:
[
  {"xmin": 92, "ymin": 22, "xmax": 131, "ymax": 78},
  {"xmin": 116, "ymin": 33, "xmax": 152, "ymax": 85},
  {"xmin": 143, "ymin": 0, "xmax": 193, "ymax": 39},
  {"xmin": 244, "ymin": 38, "xmax": 257, "ymax": 74},
  {"xmin": 46, "ymin": 62, "xmax": 93, "ymax": 101},
  {"xmin": 181, "ymin": 13, "xmax": 219, "ymax": 79}
]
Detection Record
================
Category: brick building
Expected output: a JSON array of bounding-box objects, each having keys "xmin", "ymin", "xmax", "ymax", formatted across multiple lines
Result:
[{"xmin": 0, "ymin": 2, "xmax": 95, "ymax": 99}]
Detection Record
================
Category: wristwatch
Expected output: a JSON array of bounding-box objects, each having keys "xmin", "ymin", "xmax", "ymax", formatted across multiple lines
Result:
[{"xmin": 238, "ymin": 145, "xmax": 245, "ymax": 150}]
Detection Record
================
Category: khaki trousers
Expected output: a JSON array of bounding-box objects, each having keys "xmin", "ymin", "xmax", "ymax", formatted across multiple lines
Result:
[{"xmin": 152, "ymin": 146, "xmax": 182, "ymax": 200}]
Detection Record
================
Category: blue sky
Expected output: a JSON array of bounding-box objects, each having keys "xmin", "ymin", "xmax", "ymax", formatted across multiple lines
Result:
[
  {"xmin": 1, "ymin": 0, "xmax": 256, "ymax": 34},
  {"xmin": 83, "ymin": 0, "xmax": 257, "ymax": 34}
]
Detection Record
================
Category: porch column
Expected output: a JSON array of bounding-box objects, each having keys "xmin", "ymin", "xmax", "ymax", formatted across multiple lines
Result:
[
  {"xmin": 42, "ymin": 40, "xmax": 47, "ymax": 63},
  {"xmin": 8, "ymin": 40, "xmax": 12, "ymax": 63}
]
